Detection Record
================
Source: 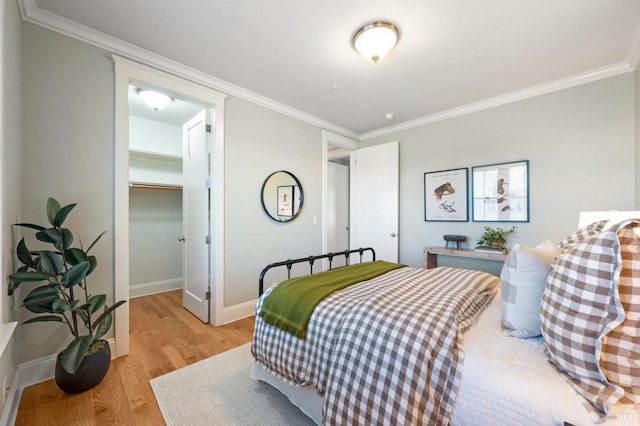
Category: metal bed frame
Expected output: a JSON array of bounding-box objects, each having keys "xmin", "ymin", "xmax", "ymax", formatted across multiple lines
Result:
[{"xmin": 258, "ymin": 247, "xmax": 376, "ymax": 296}]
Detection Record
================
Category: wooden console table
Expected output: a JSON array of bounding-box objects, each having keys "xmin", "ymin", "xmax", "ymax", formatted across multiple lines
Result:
[{"xmin": 424, "ymin": 246, "xmax": 508, "ymax": 269}]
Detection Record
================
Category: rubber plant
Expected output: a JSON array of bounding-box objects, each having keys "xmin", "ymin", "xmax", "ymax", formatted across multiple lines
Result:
[{"xmin": 8, "ymin": 197, "xmax": 125, "ymax": 375}]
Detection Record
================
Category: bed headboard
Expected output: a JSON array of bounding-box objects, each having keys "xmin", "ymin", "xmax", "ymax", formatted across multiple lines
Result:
[
  {"xmin": 258, "ymin": 247, "xmax": 376, "ymax": 296},
  {"xmin": 578, "ymin": 210, "xmax": 640, "ymax": 229}
]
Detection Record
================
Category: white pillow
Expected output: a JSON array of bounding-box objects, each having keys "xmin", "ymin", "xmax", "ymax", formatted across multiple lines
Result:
[{"xmin": 500, "ymin": 240, "xmax": 561, "ymax": 338}]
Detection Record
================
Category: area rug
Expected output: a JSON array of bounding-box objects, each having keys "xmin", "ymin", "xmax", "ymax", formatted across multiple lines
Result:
[{"xmin": 150, "ymin": 343, "xmax": 316, "ymax": 425}]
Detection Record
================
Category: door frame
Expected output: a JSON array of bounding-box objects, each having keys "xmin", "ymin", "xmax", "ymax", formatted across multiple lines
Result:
[
  {"xmin": 114, "ymin": 55, "xmax": 227, "ymax": 357},
  {"xmin": 321, "ymin": 130, "xmax": 360, "ymax": 258}
]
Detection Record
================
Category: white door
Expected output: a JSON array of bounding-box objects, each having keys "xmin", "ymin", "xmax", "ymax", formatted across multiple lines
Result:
[
  {"xmin": 182, "ymin": 109, "xmax": 210, "ymax": 322},
  {"xmin": 327, "ymin": 161, "xmax": 350, "ymax": 267},
  {"xmin": 350, "ymin": 141, "xmax": 399, "ymax": 262}
]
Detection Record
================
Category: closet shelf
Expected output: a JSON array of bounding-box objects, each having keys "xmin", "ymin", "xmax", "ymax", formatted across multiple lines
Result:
[
  {"xmin": 129, "ymin": 182, "xmax": 182, "ymax": 191},
  {"xmin": 129, "ymin": 148, "xmax": 182, "ymax": 165}
]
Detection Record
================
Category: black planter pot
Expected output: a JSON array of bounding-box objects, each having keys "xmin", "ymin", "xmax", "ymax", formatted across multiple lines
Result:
[{"xmin": 54, "ymin": 340, "xmax": 111, "ymax": 393}]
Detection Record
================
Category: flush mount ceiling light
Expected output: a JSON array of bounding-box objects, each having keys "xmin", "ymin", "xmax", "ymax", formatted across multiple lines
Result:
[
  {"xmin": 137, "ymin": 89, "xmax": 173, "ymax": 111},
  {"xmin": 352, "ymin": 22, "xmax": 399, "ymax": 63}
]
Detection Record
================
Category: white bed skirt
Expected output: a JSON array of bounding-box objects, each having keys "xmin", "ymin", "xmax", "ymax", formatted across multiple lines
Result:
[{"xmin": 250, "ymin": 361, "xmax": 323, "ymax": 425}]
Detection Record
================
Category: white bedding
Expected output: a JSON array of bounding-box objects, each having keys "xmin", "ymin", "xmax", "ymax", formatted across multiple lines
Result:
[
  {"xmin": 252, "ymin": 293, "xmax": 639, "ymax": 425},
  {"xmin": 453, "ymin": 295, "xmax": 639, "ymax": 426}
]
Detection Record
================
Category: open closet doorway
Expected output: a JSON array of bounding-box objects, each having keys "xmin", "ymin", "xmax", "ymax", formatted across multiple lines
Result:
[
  {"xmin": 127, "ymin": 85, "xmax": 209, "ymax": 322},
  {"xmin": 114, "ymin": 56, "xmax": 228, "ymax": 358}
]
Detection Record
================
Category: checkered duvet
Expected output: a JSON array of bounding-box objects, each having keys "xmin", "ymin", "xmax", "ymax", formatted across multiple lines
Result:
[{"xmin": 251, "ymin": 266, "xmax": 499, "ymax": 425}]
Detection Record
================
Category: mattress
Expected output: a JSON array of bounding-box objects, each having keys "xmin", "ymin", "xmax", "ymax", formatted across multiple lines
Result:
[{"xmin": 252, "ymin": 294, "xmax": 639, "ymax": 425}]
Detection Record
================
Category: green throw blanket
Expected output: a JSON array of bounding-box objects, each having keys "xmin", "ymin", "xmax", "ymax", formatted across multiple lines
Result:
[{"xmin": 259, "ymin": 260, "xmax": 406, "ymax": 339}]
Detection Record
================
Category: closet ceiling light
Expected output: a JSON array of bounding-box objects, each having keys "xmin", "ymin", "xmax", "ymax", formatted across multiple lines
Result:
[
  {"xmin": 138, "ymin": 89, "xmax": 173, "ymax": 111},
  {"xmin": 352, "ymin": 22, "xmax": 399, "ymax": 63}
]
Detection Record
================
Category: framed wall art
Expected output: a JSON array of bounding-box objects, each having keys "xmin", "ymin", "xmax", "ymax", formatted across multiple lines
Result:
[
  {"xmin": 277, "ymin": 185, "xmax": 294, "ymax": 217},
  {"xmin": 424, "ymin": 168, "xmax": 468, "ymax": 222},
  {"xmin": 472, "ymin": 160, "xmax": 529, "ymax": 222}
]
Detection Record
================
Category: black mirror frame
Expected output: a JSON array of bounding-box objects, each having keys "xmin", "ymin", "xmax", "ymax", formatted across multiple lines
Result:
[{"xmin": 260, "ymin": 170, "xmax": 304, "ymax": 222}]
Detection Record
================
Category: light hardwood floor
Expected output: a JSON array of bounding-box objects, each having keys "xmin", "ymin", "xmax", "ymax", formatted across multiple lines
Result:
[{"xmin": 14, "ymin": 290, "xmax": 255, "ymax": 425}]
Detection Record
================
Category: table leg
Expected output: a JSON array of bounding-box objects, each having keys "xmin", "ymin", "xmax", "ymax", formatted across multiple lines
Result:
[{"xmin": 426, "ymin": 252, "xmax": 437, "ymax": 269}]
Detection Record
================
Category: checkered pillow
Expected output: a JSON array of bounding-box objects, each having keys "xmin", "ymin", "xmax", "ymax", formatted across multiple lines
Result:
[
  {"xmin": 558, "ymin": 219, "xmax": 609, "ymax": 249},
  {"xmin": 540, "ymin": 219, "xmax": 640, "ymax": 421},
  {"xmin": 601, "ymin": 224, "xmax": 640, "ymax": 404}
]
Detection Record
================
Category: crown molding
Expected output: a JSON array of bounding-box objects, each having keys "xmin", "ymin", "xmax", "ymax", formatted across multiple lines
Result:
[
  {"xmin": 18, "ymin": 0, "xmax": 639, "ymax": 143},
  {"xmin": 361, "ymin": 62, "xmax": 634, "ymax": 140},
  {"xmin": 18, "ymin": 0, "xmax": 359, "ymax": 140},
  {"xmin": 626, "ymin": 22, "xmax": 640, "ymax": 69}
]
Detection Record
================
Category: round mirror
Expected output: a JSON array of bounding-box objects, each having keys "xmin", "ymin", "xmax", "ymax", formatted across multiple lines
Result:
[{"xmin": 261, "ymin": 171, "xmax": 304, "ymax": 222}]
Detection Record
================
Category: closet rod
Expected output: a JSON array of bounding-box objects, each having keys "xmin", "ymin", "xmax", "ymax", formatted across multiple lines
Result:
[{"xmin": 129, "ymin": 182, "xmax": 182, "ymax": 191}]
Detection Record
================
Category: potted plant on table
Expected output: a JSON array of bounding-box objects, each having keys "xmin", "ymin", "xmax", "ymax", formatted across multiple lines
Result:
[
  {"xmin": 476, "ymin": 225, "xmax": 516, "ymax": 252},
  {"xmin": 8, "ymin": 197, "xmax": 125, "ymax": 393}
]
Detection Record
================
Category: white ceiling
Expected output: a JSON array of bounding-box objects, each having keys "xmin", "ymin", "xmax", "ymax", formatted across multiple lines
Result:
[{"xmin": 28, "ymin": 0, "xmax": 640, "ymax": 136}]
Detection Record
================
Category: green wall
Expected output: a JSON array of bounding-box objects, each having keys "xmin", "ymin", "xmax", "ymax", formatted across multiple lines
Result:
[
  {"xmin": 0, "ymin": 0, "xmax": 23, "ymax": 417},
  {"xmin": 7, "ymin": 4, "xmax": 640, "ymax": 370},
  {"xmin": 224, "ymin": 97, "xmax": 323, "ymax": 305},
  {"xmin": 18, "ymin": 20, "xmax": 326, "ymax": 362},
  {"xmin": 364, "ymin": 74, "xmax": 636, "ymax": 270}
]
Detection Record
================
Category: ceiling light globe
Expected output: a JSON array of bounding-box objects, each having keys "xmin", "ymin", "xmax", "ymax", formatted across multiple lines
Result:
[
  {"xmin": 138, "ymin": 89, "xmax": 173, "ymax": 111},
  {"xmin": 353, "ymin": 22, "xmax": 399, "ymax": 63}
]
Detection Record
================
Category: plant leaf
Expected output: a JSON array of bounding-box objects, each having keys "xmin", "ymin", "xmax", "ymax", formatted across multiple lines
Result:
[
  {"xmin": 86, "ymin": 230, "xmax": 106, "ymax": 253},
  {"xmin": 23, "ymin": 285, "xmax": 60, "ymax": 313},
  {"xmin": 36, "ymin": 228, "xmax": 62, "ymax": 245},
  {"xmin": 52, "ymin": 299, "xmax": 77, "ymax": 314},
  {"xmin": 24, "ymin": 303, "xmax": 56, "ymax": 314},
  {"xmin": 87, "ymin": 294, "xmax": 106, "ymax": 314},
  {"xmin": 61, "ymin": 335, "xmax": 94, "ymax": 375},
  {"xmin": 23, "ymin": 284, "xmax": 58, "ymax": 300},
  {"xmin": 64, "ymin": 248, "xmax": 87, "ymax": 265},
  {"xmin": 14, "ymin": 223, "xmax": 46, "ymax": 232},
  {"xmin": 46, "ymin": 198, "xmax": 62, "ymax": 227},
  {"xmin": 23, "ymin": 315, "xmax": 64, "ymax": 324},
  {"xmin": 16, "ymin": 238, "xmax": 34, "ymax": 267},
  {"xmin": 87, "ymin": 255, "xmax": 97, "ymax": 276},
  {"xmin": 60, "ymin": 228, "xmax": 74, "ymax": 251},
  {"xmin": 8, "ymin": 270, "xmax": 50, "ymax": 282},
  {"xmin": 53, "ymin": 203, "xmax": 76, "ymax": 228},
  {"xmin": 8, "ymin": 265, "xmax": 30, "ymax": 295},
  {"xmin": 60, "ymin": 261, "xmax": 90, "ymax": 288},
  {"xmin": 92, "ymin": 300, "xmax": 126, "ymax": 337},
  {"xmin": 75, "ymin": 308, "xmax": 89, "ymax": 325},
  {"xmin": 37, "ymin": 250, "xmax": 63, "ymax": 276},
  {"xmin": 93, "ymin": 311, "xmax": 112, "ymax": 340},
  {"xmin": 8, "ymin": 280, "xmax": 20, "ymax": 296}
]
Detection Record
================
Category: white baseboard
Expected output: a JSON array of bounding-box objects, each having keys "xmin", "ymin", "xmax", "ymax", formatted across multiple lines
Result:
[
  {"xmin": 1, "ymin": 370, "xmax": 21, "ymax": 426},
  {"xmin": 130, "ymin": 278, "xmax": 182, "ymax": 298},
  {"xmin": 0, "ymin": 337, "xmax": 116, "ymax": 426},
  {"xmin": 221, "ymin": 300, "xmax": 257, "ymax": 324}
]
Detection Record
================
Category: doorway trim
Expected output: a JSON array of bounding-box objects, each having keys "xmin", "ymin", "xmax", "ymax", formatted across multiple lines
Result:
[
  {"xmin": 113, "ymin": 55, "xmax": 228, "ymax": 357},
  {"xmin": 321, "ymin": 130, "xmax": 360, "ymax": 257}
]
